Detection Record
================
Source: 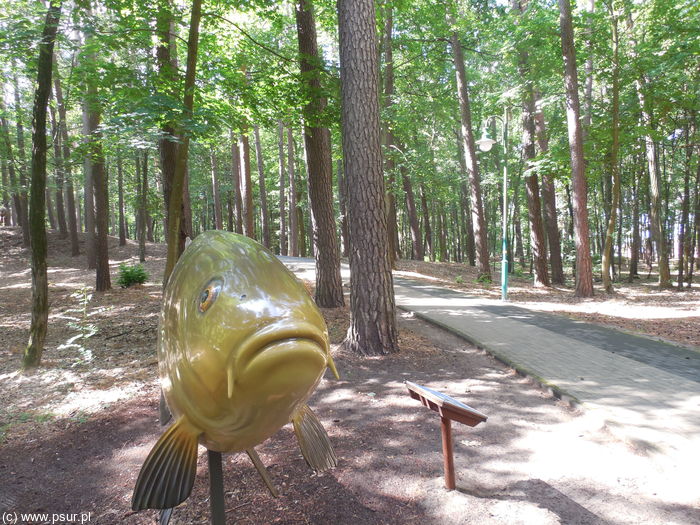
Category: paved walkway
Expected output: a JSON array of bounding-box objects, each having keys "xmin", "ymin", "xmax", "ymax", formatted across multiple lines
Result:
[{"xmin": 281, "ymin": 257, "xmax": 700, "ymax": 460}]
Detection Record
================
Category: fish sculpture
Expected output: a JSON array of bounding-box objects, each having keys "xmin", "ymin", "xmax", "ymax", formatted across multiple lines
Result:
[{"xmin": 132, "ymin": 231, "xmax": 339, "ymax": 512}]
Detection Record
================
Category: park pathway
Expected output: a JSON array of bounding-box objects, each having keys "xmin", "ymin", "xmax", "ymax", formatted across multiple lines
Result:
[{"xmin": 281, "ymin": 257, "xmax": 700, "ymax": 463}]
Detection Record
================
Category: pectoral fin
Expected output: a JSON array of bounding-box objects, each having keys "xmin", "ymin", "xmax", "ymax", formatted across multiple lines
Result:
[
  {"xmin": 246, "ymin": 448, "xmax": 278, "ymax": 497},
  {"xmin": 131, "ymin": 417, "xmax": 200, "ymax": 511},
  {"xmin": 291, "ymin": 405, "xmax": 337, "ymax": 472},
  {"xmin": 159, "ymin": 389, "xmax": 172, "ymax": 426}
]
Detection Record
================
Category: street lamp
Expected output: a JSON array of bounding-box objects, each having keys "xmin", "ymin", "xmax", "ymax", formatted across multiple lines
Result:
[{"xmin": 476, "ymin": 109, "xmax": 509, "ymax": 301}]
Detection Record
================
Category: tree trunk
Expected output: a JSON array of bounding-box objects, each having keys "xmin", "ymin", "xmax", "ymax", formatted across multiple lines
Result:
[
  {"xmin": 239, "ymin": 131, "xmax": 255, "ymax": 238},
  {"xmin": 627, "ymin": 14, "xmax": 672, "ymax": 288},
  {"xmin": 337, "ymin": 159, "xmax": 350, "ymax": 256},
  {"xmin": 338, "ymin": 0, "xmax": 398, "ymax": 355},
  {"xmin": 448, "ymin": 11, "xmax": 490, "ymax": 280},
  {"xmin": 277, "ymin": 121, "xmax": 288, "ymax": 255},
  {"xmin": 156, "ymin": 1, "xmax": 191, "ymax": 257},
  {"xmin": 136, "ymin": 153, "xmax": 147, "ymax": 262},
  {"xmin": 0, "ymin": 102, "xmax": 24, "ymax": 236},
  {"xmin": 295, "ymin": 0, "xmax": 344, "ymax": 306},
  {"xmin": 210, "ymin": 148, "xmax": 223, "ymax": 229},
  {"xmin": 46, "ymin": 187, "xmax": 56, "ymax": 230},
  {"xmin": 48, "ymin": 104, "xmax": 67, "ymax": 238},
  {"xmin": 81, "ymin": 98, "xmax": 96, "ymax": 270},
  {"xmin": 420, "ymin": 184, "xmax": 433, "ymax": 261},
  {"xmin": 24, "ymin": 1, "xmax": 60, "ymax": 368},
  {"xmin": 163, "ymin": 0, "xmax": 202, "ymax": 284},
  {"xmin": 253, "ymin": 125, "xmax": 271, "ymax": 248},
  {"xmin": 84, "ymin": 23, "xmax": 111, "ymax": 292},
  {"xmin": 287, "ymin": 127, "xmax": 299, "ymax": 256},
  {"xmin": 602, "ymin": 4, "xmax": 621, "ymax": 294},
  {"xmin": 678, "ymin": 119, "xmax": 693, "ymax": 289},
  {"xmin": 381, "ymin": 6, "xmax": 399, "ymax": 266},
  {"xmin": 229, "ymin": 129, "xmax": 243, "ymax": 234},
  {"xmin": 559, "ymin": 0, "xmax": 594, "ymax": 297},
  {"xmin": 117, "ymin": 154, "xmax": 126, "ymax": 246},
  {"xmin": 13, "ymin": 72, "xmax": 30, "ymax": 247},
  {"xmin": 52, "ymin": 60, "xmax": 80, "ymax": 256},
  {"xmin": 533, "ymin": 97, "xmax": 564, "ymax": 284},
  {"xmin": 401, "ymin": 163, "xmax": 423, "ymax": 260}
]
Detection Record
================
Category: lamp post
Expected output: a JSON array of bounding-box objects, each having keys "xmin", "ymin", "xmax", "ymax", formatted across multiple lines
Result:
[{"xmin": 475, "ymin": 108, "xmax": 509, "ymax": 301}]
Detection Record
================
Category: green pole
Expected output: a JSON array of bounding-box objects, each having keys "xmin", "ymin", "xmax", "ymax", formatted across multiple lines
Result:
[{"xmin": 501, "ymin": 108, "xmax": 509, "ymax": 301}]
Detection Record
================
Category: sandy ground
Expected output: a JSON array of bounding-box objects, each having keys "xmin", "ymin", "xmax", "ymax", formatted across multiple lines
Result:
[{"xmin": 1, "ymin": 227, "xmax": 698, "ymax": 524}]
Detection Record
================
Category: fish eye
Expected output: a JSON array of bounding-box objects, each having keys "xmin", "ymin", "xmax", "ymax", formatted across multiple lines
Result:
[{"xmin": 198, "ymin": 279, "xmax": 222, "ymax": 313}]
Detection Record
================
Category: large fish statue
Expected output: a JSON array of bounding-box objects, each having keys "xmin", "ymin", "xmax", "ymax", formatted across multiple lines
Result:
[{"xmin": 132, "ymin": 231, "xmax": 339, "ymax": 511}]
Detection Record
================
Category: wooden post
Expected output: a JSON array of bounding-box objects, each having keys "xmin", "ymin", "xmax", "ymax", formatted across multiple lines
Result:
[
  {"xmin": 405, "ymin": 381, "xmax": 487, "ymax": 492},
  {"xmin": 440, "ymin": 416, "xmax": 455, "ymax": 490}
]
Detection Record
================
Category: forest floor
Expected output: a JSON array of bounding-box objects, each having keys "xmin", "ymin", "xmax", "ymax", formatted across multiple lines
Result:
[{"xmin": 1, "ymin": 226, "xmax": 698, "ymax": 524}]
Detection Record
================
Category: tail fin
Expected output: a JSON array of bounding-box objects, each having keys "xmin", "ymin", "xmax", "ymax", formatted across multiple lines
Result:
[
  {"xmin": 131, "ymin": 417, "xmax": 200, "ymax": 510},
  {"xmin": 291, "ymin": 405, "xmax": 337, "ymax": 472}
]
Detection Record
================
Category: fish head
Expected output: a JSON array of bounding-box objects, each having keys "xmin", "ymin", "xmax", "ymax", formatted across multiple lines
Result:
[{"xmin": 159, "ymin": 231, "xmax": 332, "ymax": 450}]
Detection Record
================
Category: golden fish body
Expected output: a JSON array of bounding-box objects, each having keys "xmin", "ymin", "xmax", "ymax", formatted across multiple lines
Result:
[
  {"xmin": 132, "ymin": 231, "xmax": 338, "ymax": 512},
  {"xmin": 160, "ymin": 230, "xmax": 333, "ymax": 451}
]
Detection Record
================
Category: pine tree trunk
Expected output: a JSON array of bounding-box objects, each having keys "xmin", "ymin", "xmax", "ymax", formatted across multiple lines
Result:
[
  {"xmin": 229, "ymin": 130, "xmax": 243, "ymax": 234},
  {"xmin": 448, "ymin": 11, "xmax": 490, "ymax": 280},
  {"xmin": 135, "ymin": 154, "xmax": 146, "ymax": 262},
  {"xmin": 287, "ymin": 127, "xmax": 299, "ymax": 256},
  {"xmin": 533, "ymin": 97, "xmax": 564, "ymax": 284},
  {"xmin": 24, "ymin": 1, "xmax": 60, "ymax": 368},
  {"xmin": 210, "ymin": 148, "xmax": 223, "ymax": 229},
  {"xmin": 420, "ymin": 184, "xmax": 433, "ymax": 261},
  {"xmin": 240, "ymin": 131, "xmax": 255, "ymax": 238},
  {"xmin": 381, "ymin": 6, "xmax": 399, "ymax": 266},
  {"xmin": 338, "ymin": 0, "xmax": 398, "ymax": 355},
  {"xmin": 253, "ymin": 125, "xmax": 271, "ymax": 248},
  {"xmin": 520, "ymin": 96, "xmax": 550, "ymax": 285},
  {"xmin": 295, "ymin": 0, "xmax": 344, "ymax": 306},
  {"xmin": 337, "ymin": 159, "xmax": 350, "ymax": 256},
  {"xmin": 602, "ymin": 6, "xmax": 621, "ymax": 293},
  {"xmin": 117, "ymin": 155, "xmax": 126, "ymax": 246},
  {"xmin": 559, "ymin": 0, "xmax": 594, "ymax": 297},
  {"xmin": 401, "ymin": 163, "xmax": 423, "ymax": 260},
  {"xmin": 277, "ymin": 121, "xmax": 288, "ymax": 255},
  {"xmin": 678, "ymin": 120, "xmax": 693, "ymax": 288}
]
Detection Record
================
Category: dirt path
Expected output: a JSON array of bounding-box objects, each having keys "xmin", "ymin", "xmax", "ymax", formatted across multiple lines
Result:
[{"xmin": 1, "ymin": 228, "xmax": 697, "ymax": 524}]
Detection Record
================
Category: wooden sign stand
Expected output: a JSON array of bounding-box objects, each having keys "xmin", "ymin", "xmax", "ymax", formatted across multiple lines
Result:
[{"xmin": 406, "ymin": 381, "xmax": 487, "ymax": 490}]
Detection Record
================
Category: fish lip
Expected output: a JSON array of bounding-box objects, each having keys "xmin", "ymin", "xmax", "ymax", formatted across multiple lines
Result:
[{"xmin": 233, "ymin": 321, "xmax": 328, "ymax": 373}]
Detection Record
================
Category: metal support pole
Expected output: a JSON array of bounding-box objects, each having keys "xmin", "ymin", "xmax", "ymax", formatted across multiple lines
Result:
[
  {"xmin": 440, "ymin": 416, "xmax": 456, "ymax": 490},
  {"xmin": 501, "ymin": 108, "xmax": 509, "ymax": 301},
  {"xmin": 208, "ymin": 450, "xmax": 226, "ymax": 525}
]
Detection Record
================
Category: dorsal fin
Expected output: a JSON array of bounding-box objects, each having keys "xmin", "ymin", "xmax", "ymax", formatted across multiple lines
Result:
[
  {"xmin": 291, "ymin": 405, "xmax": 337, "ymax": 472},
  {"xmin": 131, "ymin": 417, "xmax": 200, "ymax": 510}
]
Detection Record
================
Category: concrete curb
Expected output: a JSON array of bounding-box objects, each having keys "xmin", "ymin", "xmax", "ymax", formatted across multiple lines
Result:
[{"xmin": 397, "ymin": 305, "xmax": 582, "ymax": 408}]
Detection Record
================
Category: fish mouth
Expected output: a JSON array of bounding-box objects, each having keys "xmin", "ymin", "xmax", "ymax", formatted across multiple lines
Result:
[{"xmin": 227, "ymin": 321, "xmax": 328, "ymax": 398}]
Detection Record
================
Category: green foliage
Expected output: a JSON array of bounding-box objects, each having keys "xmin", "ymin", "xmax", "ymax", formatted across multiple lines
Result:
[
  {"xmin": 117, "ymin": 263, "xmax": 149, "ymax": 288},
  {"xmin": 455, "ymin": 275, "xmax": 465, "ymax": 284}
]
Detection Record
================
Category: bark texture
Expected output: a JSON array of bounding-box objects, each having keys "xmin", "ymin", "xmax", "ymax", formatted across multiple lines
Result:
[
  {"xmin": 559, "ymin": 0, "xmax": 594, "ymax": 297},
  {"xmin": 295, "ymin": 0, "xmax": 344, "ymax": 307},
  {"xmin": 448, "ymin": 12, "xmax": 490, "ymax": 279},
  {"xmin": 338, "ymin": 0, "xmax": 398, "ymax": 355},
  {"xmin": 24, "ymin": 1, "xmax": 61, "ymax": 368}
]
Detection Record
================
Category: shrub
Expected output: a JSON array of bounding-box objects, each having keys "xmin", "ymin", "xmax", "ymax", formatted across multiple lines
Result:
[{"xmin": 117, "ymin": 263, "xmax": 149, "ymax": 288}]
